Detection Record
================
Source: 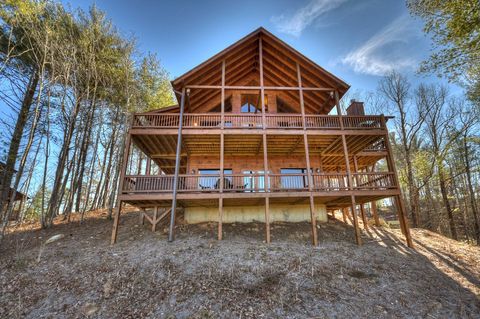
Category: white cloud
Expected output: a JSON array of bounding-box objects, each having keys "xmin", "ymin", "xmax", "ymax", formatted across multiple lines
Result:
[
  {"xmin": 341, "ymin": 14, "xmax": 419, "ymax": 76},
  {"xmin": 271, "ymin": 0, "xmax": 348, "ymax": 37}
]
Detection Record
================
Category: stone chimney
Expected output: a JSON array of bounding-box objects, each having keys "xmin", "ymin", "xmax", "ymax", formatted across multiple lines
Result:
[{"xmin": 346, "ymin": 99, "xmax": 365, "ymax": 116}]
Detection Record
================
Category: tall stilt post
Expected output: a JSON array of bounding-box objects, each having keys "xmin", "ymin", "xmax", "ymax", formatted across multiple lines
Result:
[
  {"xmin": 218, "ymin": 197, "xmax": 223, "ymax": 240},
  {"xmin": 168, "ymin": 88, "xmax": 186, "ymax": 242},
  {"xmin": 218, "ymin": 60, "xmax": 225, "ymax": 240},
  {"xmin": 383, "ymin": 123, "xmax": 414, "ymax": 248},
  {"xmin": 371, "ymin": 201, "xmax": 380, "ymax": 226},
  {"xmin": 297, "ymin": 62, "xmax": 317, "ymax": 246},
  {"xmin": 111, "ymin": 201, "xmax": 123, "ymax": 244},
  {"xmin": 360, "ymin": 203, "xmax": 369, "ymax": 231},
  {"xmin": 341, "ymin": 131, "xmax": 361, "ymax": 244},
  {"xmin": 152, "ymin": 206, "xmax": 158, "ymax": 232},
  {"xmin": 350, "ymin": 197, "xmax": 362, "ymax": 245},
  {"xmin": 111, "ymin": 131, "xmax": 132, "ymax": 245},
  {"xmin": 259, "ymin": 37, "xmax": 271, "ymax": 243}
]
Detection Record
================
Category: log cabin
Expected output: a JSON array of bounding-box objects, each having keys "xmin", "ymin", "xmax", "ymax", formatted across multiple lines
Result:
[
  {"xmin": 0, "ymin": 162, "xmax": 28, "ymax": 221},
  {"xmin": 111, "ymin": 27, "xmax": 413, "ymax": 247}
]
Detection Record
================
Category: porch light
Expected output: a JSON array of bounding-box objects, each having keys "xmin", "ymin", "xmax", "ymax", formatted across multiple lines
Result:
[{"xmin": 194, "ymin": 122, "xmax": 198, "ymax": 126}]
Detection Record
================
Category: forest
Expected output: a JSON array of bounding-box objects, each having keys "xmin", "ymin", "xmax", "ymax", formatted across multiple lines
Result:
[
  {"xmin": 0, "ymin": 0, "xmax": 174, "ymax": 238},
  {"xmin": 0, "ymin": 0, "xmax": 479, "ymax": 245}
]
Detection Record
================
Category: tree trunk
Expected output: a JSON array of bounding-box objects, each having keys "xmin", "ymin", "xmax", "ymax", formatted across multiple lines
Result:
[
  {"xmin": 93, "ymin": 127, "xmax": 114, "ymax": 210},
  {"xmin": 0, "ymin": 71, "xmax": 38, "ymax": 223},
  {"xmin": 438, "ymin": 167, "xmax": 457, "ymax": 240},
  {"xmin": 74, "ymin": 99, "xmax": 97, "ymax": 217},
  {"xmin": 81, "ymin": 116, "xmax": 102, "ymax": 222},
  {"xmin": 463, "ymin": 135, "xmax": 480, "ymax": 244},
  {"xmin": 46, "ymin": 97, "xmax": 81, "ymax": 223}
]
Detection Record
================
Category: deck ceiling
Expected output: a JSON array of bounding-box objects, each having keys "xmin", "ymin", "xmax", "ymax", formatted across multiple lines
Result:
[
  {"xmin": 171, "ymin": 28, "xmax": 349, "ymax": 115},
  {"xmin": 123, "ymin": 193, "xmax": 393, "ymax": 209},
  {"xmin": 132, "ymin": 133, "xmax": 386, "ymax": 171}
]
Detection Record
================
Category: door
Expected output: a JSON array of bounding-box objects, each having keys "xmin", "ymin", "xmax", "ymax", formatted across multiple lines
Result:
[{"xmin": 243, "ymin": 170, "xmax": 270, "ymax": 192}]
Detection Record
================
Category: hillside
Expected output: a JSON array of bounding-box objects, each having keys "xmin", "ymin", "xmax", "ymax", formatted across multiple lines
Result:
[{"xmin": 1, "ymin": 210, "xmax": 479, "ymax": 318}]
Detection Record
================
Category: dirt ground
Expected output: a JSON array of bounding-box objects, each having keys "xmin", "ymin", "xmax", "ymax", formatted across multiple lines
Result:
[{"xmin": 1, "ymin": 209, "xmax": 479, "ymax": 319}]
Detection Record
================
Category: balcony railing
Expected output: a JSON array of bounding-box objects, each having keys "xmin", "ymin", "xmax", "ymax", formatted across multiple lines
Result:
[
  {"xmin": 122, "ymin": 172, "xmax": 396, "ymax": 194},
  {"xmin": 132, "ymin": 113, "xmax": 384, "ymax": 130}
]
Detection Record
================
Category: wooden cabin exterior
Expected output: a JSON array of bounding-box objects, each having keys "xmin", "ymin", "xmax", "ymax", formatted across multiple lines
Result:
[
  {"xmin": 111, "ymin": 28, "xmax": 413, "ymax": 247},
  {"xmin": 0, "ymin": 162, "xmax": 28, "ymax": 221}
]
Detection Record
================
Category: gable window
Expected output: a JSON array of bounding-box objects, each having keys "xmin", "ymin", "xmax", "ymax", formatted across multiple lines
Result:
[{"xmin": 241, "ymin": 94, "xmax": 267, "ymax": 113}]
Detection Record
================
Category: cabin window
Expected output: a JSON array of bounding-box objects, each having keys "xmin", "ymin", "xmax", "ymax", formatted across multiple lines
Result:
[
  {"xmin": 240, "ymin": 94, "xmax": 267, "ymax": 113},
  {"xmin": 198, "ymin": 169, "xmax": 232, "ymax": 189},
  {"xmin": 280, "ymin": 168, "xmax": 309, "ymax": 189}
]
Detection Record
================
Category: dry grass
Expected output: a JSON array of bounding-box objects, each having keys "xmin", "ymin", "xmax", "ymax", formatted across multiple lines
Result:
[{"xmin": 0, "ymin": 209, "xmax": 479, "ymax": 318}]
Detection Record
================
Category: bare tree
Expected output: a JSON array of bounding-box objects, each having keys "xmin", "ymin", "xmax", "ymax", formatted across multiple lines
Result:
[{"xmin": 379, "ymin": 71, "xmax": 426, "ymax": 227}]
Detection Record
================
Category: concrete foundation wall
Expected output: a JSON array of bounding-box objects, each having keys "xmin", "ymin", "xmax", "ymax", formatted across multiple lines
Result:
[{"xmin": 184, "ymin": 204, "xmax": 327, "ymax": 224}]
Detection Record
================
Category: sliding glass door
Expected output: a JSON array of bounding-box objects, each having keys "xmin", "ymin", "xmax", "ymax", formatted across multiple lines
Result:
[{"xmin": 243, "ymin": 170, "xmax": 269, "ymax": 192}]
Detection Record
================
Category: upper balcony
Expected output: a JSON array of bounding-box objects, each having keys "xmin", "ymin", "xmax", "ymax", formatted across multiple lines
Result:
[
  {"xmin": 122, "ymin": 171, "xmax": 397, "ymax": 195},
  {"xmin": 131, "ymin": 113, "xmax": 387, "ymax": 132}
]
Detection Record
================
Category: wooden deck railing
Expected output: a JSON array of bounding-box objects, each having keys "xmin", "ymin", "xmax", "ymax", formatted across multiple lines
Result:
[
  {"xmin": 123, "ymin": 172, "xmax": 396, "ymax": 194},
  {"xmin": 353, "ymin": 172, "xmax": 396, "ymax": 189},
  {"xmin": 132, "ymin": 113, "xmax": 385, "ymax": 130},
  {"xmin": 342, "ymin": 116, "xmax": 383, "ymax": 129}
]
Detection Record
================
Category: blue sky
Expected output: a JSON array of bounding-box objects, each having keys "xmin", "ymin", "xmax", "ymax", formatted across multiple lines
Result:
[{"xmin": 66, "ymin": 0, "xmax": 461, "ymax": 96}]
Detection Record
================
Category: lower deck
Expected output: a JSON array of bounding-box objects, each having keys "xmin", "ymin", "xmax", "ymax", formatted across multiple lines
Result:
[{"xmin": 120, "ymin": 189, "xmax": 399, "ymax": 209}]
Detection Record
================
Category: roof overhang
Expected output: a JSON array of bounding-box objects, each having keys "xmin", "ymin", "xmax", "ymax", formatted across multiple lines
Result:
[{"xmin": 170, "ymin": 27, "xmax": 350, "ymax": 114}]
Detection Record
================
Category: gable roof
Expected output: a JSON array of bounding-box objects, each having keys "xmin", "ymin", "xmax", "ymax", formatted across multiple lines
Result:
[{"xmin": 170, "ymin": 27, "xmax": 350, "ymax": 114}]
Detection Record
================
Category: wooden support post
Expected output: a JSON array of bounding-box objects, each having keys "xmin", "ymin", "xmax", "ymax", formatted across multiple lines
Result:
[
  {"xmin": 297, "ymin": 62, "xmax": 318, "ymax": 246},
  {"xmin": 331, "ymin": 209, "xmax": 337, "ymax": 221},
  {"xmin": 341, "ymin": 135, "xmax": 353, "ymax": 191},
  {"xmin": 335, "ymin": 90, "xmax": 344, "ymax": 130},
  {"xmin": 360, "ymin": 203, "xmax": 369, "ymax": 231},
  {"xmin": 345, "ymin": 207, "xmax": 353, "ymax": 224},
  {"xmin": 262, "ymin": 134, "xmax": 271, "ymax": 242},
  {"xmin": 111, "ymin": 130, "xmax": 132, "ymax": 245},
  {"xmin": 221, "ymin": 60, "xmax": 225, "ymax": 128},
  {"xmin": 168, "ymin": 88, "xmax": 186, "ymax": 242},
  {"xmin": 384, "ymin": 127, "xmax": 414, "ymax": 248},
  {"xmin": 140, "ymin": 208, "xmax": 146, "ymax": 225},
  {"xmin": 353, "ymin": 155, "xmax": 359, "ymax": 186},
  {"xmin": 146, "ymin": 157, "xmax": 151, "ymax": 175},
  {"xmin": 259, "ymin": 38, "xmax": 266, "ymax": 130},
  {"xmin": 265, "ymin": 197, "xmax": 270, "ymax": 243},
  {"xmin": 341, "ymin": 208, "xmax": 347, "ymax": 223},
  {"xmin": 308, "ymin": 195, "xmax": 317, "ymax": 245},
  {"xmin": 218, "ymin": 197, "xmax": 223, "ymax": 240},
  {"xmin": 152, "ymin": 206, "xmax": 158, "ymax": 232},
  {"xmin": 371, "ymin": 201, "xmax": 380, "ymax": 226},
  {"xmin": 111, "ymin": 201, "xmax": 123, "ymax": 244},
  {"xmin": 219, "ymin": 60, "xmax": 225, "ymax": 241},
  {"xmin": 260, "ymin": 37, "xmax": 271, "ymax": 243},
  {"xmin": 296, "ymin": 62, "xmax": 306, "ymax": 129},
  {"xmin": 350, "ymin": 196, "xmax": 362, "ymax": 245},
  {"xmin": 220, "ymin": 60, "xmax": 225, "ymax": 192},
  {"xmin": 394, "ymin": 195, "xmax": 414, "ymax": 248}
]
